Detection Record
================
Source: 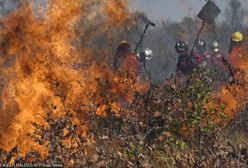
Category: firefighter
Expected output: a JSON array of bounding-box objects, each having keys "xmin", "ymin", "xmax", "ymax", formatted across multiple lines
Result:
[
  {"xmin": 210, "ymin": 41, "xmax": 229, "ymax": 81},
  {"xmin": 196, "ymin": 39, "xmax": 207, "ymax": 54},
  {"xmin": 113, "ymin": 40, "xmax": 131, "ymax": 69},
  {"xmin": 113, "ymin": 40, "xmax": 140, "ymax": 76},
  {"xmin": 175, "ymin": 40, "xmax": 195, "ymax": 75},
  {"xmin": 227, "ymin": 32, "xmax": 244, "ymax": 83},
  {"xmin": 229, "ymin": 31, "xmax": 244, "ymax": 54},
  {"xmin": 192, "ymin": 39, "xmax": 209, "ymax": 67},
  {"xmin": 210, "ymin": 40, "xmax": 220, "ymax": 54}
]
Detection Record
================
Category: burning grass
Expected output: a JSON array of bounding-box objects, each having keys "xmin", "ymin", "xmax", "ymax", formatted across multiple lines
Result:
[
  {"xmin": 0, "ymin": 0, "xmax": 248, "ymax": 167},
  {"xmin": 1, "ymin": 65, "xmax": 248, "ymax": 167}
]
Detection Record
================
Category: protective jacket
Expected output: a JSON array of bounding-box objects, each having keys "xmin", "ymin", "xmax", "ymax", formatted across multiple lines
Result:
[
  {"xmin": 176, "ymin": 52, "xmax": 195, "ymax": 74},
  {"xmin": 114, "ymin": 43, "xmax": 141, "ymax": 76}
]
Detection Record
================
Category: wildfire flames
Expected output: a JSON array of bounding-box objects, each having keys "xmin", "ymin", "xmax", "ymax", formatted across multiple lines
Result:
[
  {"xmin": 207, "ymin": 38, "xmax": 248, "ymax": 123},
  {"xmin": 0, "ymin": 0, "xmax": 248, "ymax": 160},
  {"xmin": 0, "ymin": 0, "xmax": 139, "ymax": 156}
]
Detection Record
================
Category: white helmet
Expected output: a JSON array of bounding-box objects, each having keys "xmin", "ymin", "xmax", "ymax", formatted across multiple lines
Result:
[{"xmin": 137, "ymin": 48, "xmax": 153, "ymax": 61}]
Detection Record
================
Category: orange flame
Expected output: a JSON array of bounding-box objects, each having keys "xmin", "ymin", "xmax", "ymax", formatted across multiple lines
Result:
[
  {"xmin": 0, "ymin": 0, "xmax": 140, "ymax": 156},
  {"xmin": 207, "ymin": 38, "xmax": 248, "ymax": 124}
]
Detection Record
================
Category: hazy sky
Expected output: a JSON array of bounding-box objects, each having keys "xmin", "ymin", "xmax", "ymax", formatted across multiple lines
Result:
[
  {"xmin": 129, "ymin": 0, "xmax": 248, "ymax": 22},
  {"xmin": 1, "ymin": 0, "xmax": 248, "ymax": 23}
]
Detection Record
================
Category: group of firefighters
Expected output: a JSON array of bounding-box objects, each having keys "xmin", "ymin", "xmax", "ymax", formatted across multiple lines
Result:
[
  {"xmin": 113, "ymin": 31, "xmax": 244, "ymax": 85},
  {"xmin": 175, "ymin": 31, "xmax": 243, "ymax": 81}
]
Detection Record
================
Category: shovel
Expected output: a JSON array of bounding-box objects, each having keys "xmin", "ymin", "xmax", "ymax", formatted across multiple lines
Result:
[{"xmin": 191, "ymin": 0, "xmax": 221, "ymax": 53}]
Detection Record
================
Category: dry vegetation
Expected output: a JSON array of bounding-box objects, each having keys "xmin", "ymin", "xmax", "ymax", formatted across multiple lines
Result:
[
  {"xmin": 1, "ymin": 0, "xmax": 248, "ymax": 167},
  {"xmin": 1, "ymin": 66, "xmax": 248, "ymax": 168}
]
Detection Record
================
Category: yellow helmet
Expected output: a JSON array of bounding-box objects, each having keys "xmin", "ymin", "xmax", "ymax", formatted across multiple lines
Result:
[
  {"xmin": 231, "ymin": 32, "xmax": 243, "ymax": 42},
  {"xmin": 119, "ymin": 40, "xmax": 129, "ymax": 45}
]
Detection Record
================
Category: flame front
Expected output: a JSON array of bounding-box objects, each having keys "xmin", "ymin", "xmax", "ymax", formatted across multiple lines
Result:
[
  {"xmin": 1, "ymin": 0, "xmax": 248, "ymax": 159},
  {"xmin": 0, "ymin": 0, "xmax": 138, "ymax": 156},
  {"xmin": 207, "ymin": 39, "xmax": 248, "ymax": 123}
]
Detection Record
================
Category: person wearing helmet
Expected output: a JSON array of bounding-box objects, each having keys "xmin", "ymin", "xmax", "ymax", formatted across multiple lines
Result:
[
  {"xmin": 211, "ymin": 41, "xmax": 220, "ymax": 54},
  {"xmin": 227, "ymin": 32, "xmax": 246, "ymax": 83},
  {"xmin": 229, "ymin": 31, "xmax": 244, "ymax": 54},
  {"xmin": 196, "ymin": 39, "xmax": 207, "ymax": 54},
  {"xmin": 113, "ymin": 40, "xmax": 130, "ymax": 69},
  {"xmin": 210, "ymin": 41, "xmax": 229, "ymax": 82},
  {"xmin": 175, "ymin": 40, "xmax": 195, "ymax": 75},
  {"xmin": 211, "ymin": 40, "xmax": 222, "ymax": 64},
  {"xmin": 113, "ymin": 40, "xmax": 140, "ymax": 76},
  {"xmin": 192, "ymin": 39, "xmax": 209, "ymax": 67}
]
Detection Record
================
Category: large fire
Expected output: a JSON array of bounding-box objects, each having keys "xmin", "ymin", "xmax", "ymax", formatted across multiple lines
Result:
[
  {"xmin": 0, "ymin": 0, "xmax": 248, "ymax": 161},
  {"xmin": 0, "ymin": 0, "xmax": 141, "ymax": 156}
]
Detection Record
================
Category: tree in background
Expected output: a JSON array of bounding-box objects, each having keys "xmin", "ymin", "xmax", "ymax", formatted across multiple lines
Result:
[{"xmin": 225, "ymin": 0, "xmax": 247, "ymax": 32}]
